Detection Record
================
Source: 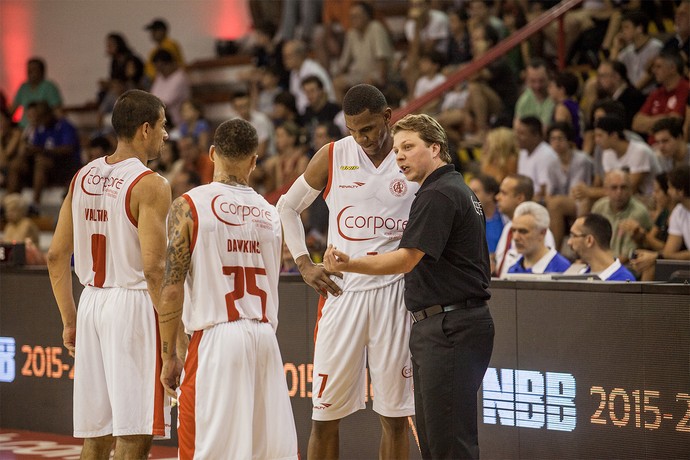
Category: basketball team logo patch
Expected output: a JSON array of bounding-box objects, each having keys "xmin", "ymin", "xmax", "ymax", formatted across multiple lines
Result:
[
  {"xmin": 472, "ymin": 196, "xmax": 484, "ymax": 216},
  {"xmin": 389, "ymin": 179, "xmax": 407, "ymax": 197}
]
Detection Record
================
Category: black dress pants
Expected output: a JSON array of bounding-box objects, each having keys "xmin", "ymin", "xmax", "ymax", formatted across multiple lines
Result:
[{"xmin": 410, "ymin": 304, "xmax": 494, "ymax": 459}]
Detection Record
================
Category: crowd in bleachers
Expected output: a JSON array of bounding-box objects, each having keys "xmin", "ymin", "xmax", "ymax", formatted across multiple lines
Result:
[{"xmin": 1, "ymin": 0, "xmax": 688, "ymax": 280}]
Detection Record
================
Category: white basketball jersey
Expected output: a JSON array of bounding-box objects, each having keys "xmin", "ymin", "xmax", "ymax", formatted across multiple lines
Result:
[
  {"xmin": 72, "ymin": 157, "xmax": 154, "ymax": 289},
  {"xmin": 324, "ymin": 137, "xmax": 418, "ymax": 291},
  {"xmin": 182, "ymin": 183, "xmax": 282, "ymax": 333}
]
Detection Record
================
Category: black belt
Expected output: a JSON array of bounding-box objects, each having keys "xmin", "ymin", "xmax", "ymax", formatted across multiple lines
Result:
[{"xmin": 411, "ymin": 299, "xmax": 487, "ymax": 323}]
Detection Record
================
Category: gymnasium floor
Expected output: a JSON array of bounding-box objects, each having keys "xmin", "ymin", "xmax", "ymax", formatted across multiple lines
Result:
[{"xmin": 0, "ymin": 429, "xmax": 177, "ymax": 459}]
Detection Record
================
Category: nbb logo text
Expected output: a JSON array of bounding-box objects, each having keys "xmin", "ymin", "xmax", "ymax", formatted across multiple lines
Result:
[{"xmin": 482, "ymin": 367, "xmax": 576, "ymax": 432}]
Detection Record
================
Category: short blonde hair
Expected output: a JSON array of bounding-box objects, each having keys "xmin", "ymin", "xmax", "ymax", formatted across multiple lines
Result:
[
  {"xmin": 482, "ymin": 127, "xmax": 518, "ymax": 169},
  {"xmin": 392, "ymin": 114, "xmax": 451, "ymax": 163}
]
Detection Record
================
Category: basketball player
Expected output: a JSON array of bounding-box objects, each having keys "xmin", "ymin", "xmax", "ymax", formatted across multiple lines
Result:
[
  {"xmin": 157, "ymin": 119, "xmax": 298, "ymax": 459},
  {"xmin": 47, "ymin": 89, "xmax": 171, "ymax": 459},
  {"xmin": 277, "ymin": 84, "xmax": 416, "ymax": 459}
]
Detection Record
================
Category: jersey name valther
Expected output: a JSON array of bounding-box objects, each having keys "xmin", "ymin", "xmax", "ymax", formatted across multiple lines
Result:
[{"xmin": 84, "ymin": 208, "xmax": 108, "ymax": 222}]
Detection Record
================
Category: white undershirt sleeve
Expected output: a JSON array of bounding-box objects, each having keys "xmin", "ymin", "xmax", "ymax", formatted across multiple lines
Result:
[{"xmin": 276, "ymin": 174, "xmax": 322, "ymax": 261}]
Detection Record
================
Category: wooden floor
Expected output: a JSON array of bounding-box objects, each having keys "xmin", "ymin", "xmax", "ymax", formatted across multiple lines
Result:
[{"xmin": 0, "ymin": 429, "xmax": 178, "ymax": 459}]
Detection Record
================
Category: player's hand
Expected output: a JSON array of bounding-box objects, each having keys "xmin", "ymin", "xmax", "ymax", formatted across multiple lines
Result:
[
  {"xmin": 62, "ymin": 324, "xmax": 76, "ymax": 357},
  {"xmin": 297, "ymin": 256, "xmax": 342, "ymax": 298},
  {"xmin": 323, "ymin": 245, "xmax": 351, "ymax": 273},
  {"xmin": 160, "ymin": 356, "xmax": 184, "ymax": 399}
]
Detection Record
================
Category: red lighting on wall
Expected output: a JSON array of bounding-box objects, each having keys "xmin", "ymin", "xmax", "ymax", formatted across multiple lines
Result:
[
  {"xmin": 214, "ymin": 0, "xmax": 252, "ymax": 40},
  {"xmin": 0, "ymin": 2, "xmax": 33, "ymax": 111}
]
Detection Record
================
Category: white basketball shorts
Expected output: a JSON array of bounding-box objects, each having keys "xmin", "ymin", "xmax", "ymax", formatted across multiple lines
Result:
[
  {"xmin": 73, "ymin": 286, "xmax": 170, "ymax": 438},
  {"xmin": 177, "ymin": 319, "xmax": 298, "ymax": 460},
  {"xmin": 312, "ymin": 279, "xmax": 414, "ymax": 421}
]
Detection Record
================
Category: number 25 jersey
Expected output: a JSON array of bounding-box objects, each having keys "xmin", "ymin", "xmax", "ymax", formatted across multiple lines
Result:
[{"xmin": 181, "ymin": 183, "xmax": 282, "ymax": 333}]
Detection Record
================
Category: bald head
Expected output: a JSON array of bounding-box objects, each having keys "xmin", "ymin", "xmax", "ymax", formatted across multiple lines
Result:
[
  {"xmin": 604, "ymin": 170, "xmax": 632, "ymax": 212},
  {"xmin": 283, "ymin": 40, "xmax": 307, "ymax": 70}
]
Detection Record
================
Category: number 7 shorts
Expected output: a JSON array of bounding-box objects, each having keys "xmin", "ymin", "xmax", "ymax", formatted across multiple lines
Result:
[{"xmin": 311, "ymin": 278, "xmax": 415, "ymax": 421}]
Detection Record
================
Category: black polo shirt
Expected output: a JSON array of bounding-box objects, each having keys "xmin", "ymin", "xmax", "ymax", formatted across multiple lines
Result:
[{"xmin": 399, "ymin": 164, "xmax": 491, "ymax": 311}]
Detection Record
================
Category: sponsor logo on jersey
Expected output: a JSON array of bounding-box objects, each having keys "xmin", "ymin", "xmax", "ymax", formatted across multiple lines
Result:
[
  {"xmin": 336, "ymin": 205, "xmax": 407, "ymax": 241},
  {"xmin": 339, "ymin": 165, "xmax": 359, "ymax": 170},
  {"xmin": 389, "ymin": 179, "xmax": 408, "ymax": 197},
  {"xmin": 211, "ymin": 195, "xmax": 273, "ymax": 226},
  {"xmin": 313, "ymin": 403, "xmax": 333, "ymax": 410},
  {"xmin": 338, "ymin": 181, "xmax": 366, "ymax": 189},
  {"xmin": 80, "ymin": 166, "xmax": 125, "ymax": 196}
]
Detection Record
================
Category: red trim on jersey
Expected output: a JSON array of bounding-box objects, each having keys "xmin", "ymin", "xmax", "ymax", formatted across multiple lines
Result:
[
  {"xmin": 313, "ymin": 295, "xmax": 327, "ymax": 345},
  {"xmin": 182, "ymin": 194, "xmax": 199, "ymax": 254},
  {"xmin": 151, "ymin": 309, "xmax": 166, "ymax": 436},
  {"xmin": 70, "ymin": 166, "xmax": 85, "ymax": 196},
  {"xmin": 179, "ymin": 330, "xmax": 202, "ymax": 460},
  {"xmin": 322, "ymin": 142, "xmax": 335, "ymax": 200},
  {"xmin": 125, "ymin": 170, "xmax": 155, "ymax": 227}
]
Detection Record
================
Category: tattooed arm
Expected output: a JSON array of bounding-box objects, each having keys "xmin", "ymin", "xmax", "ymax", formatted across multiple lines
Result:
[{"xmin": 158, "ymin": 196, "xmax": 193, "ymax": 397}]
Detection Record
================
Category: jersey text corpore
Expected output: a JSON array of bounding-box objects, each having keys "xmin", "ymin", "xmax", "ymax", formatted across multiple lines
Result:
[
  {"xmin": 211, "ymin": 195, "xmax": 272, "ymax": 226},
  {"xmin": 336, "ymin": 205, "xmax": 407, "ymax": 241},
  {"xmin": 80, "ymin": 167, "xmax": 125, "ymax": 196}
]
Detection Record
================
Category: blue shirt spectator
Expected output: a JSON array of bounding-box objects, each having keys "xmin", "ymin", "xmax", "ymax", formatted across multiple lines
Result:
[
  {"xmin": 583, "ymin": 259, "xmax": 635, "ymax": 281},
  {"xmin": 469, "ymin": 174, "xmax": 503, "ymax": 253},
  {"xmin": 502, "ymin": 201, "xmax": 568, "ymax": 277},
  {"xmin": 508, "ymin": 249, "xmax": 571, "ymax": 274}
]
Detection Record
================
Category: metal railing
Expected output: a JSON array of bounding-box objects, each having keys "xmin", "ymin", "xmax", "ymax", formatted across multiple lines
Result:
[{"xmin": 391, "ymin": 0, "xmax": 584, "ymax": 123}]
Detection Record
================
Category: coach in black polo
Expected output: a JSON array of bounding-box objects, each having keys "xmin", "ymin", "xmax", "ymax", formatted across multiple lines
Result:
[{"xmin": 324, "ymin": 113, "xmax": 494, "ymax": 459}]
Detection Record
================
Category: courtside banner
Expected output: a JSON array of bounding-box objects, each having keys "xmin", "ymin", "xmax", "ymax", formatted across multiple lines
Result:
[{"xmin": 1, "ymin": 269, "xmax": 688, "ymax": 458}]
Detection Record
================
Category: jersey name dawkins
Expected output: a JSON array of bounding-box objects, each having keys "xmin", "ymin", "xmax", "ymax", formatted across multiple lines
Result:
[{"xmin": 227, "ymin": 239, "xmax": 260, "ymax": 253}]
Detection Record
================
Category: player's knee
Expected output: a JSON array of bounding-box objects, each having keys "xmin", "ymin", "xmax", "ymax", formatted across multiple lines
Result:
[
  {"xmin": 113, "ymin": 434, "xmax": 153, "ymax": 460},
  {"xmin": 311, "ymin": 419, "xmax": 340, "ymax": 437},
  {"xmin": 380, "ymin": 415, "xmax": 408, "ymax": 435}
]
